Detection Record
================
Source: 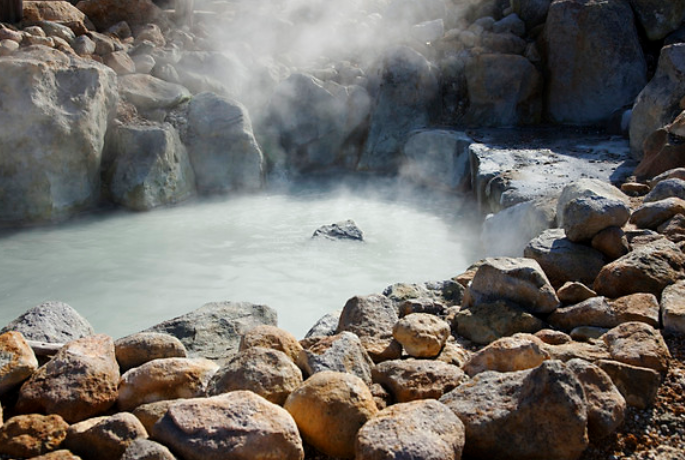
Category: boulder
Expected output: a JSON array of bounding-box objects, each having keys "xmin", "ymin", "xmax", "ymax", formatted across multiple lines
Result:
[
  {"xmin": 153, "ymin": 392, "xmax": 304, "ymax": 460},
  {"xmin": 435, "ymin": 341, "xmax": 472, "ymax": 367},
  {"xmin": 173, "ymin": 51, "xmax": 251, "ymax": 101},
  {"xmin": 630, "ymin": 197, "xmax": 685, "ymax": 229},
  {"xmin": 658, "ymin": 213, "xmax": 685, "ymax": 242},
  {"xmin": 454, "ymin": 300, "xmax": 546, "ymax": 344},
  {"xmin": 542, "ymin": 0, "xmax": 646, "ymax": 124},
  {"xmin": 644, "ymin": 178, "xmax": 685, "ymax": 202},
  {"xmin": 355, "ymin": 400, "xmax": 465, "ymax": 460},
  {"xmin": 0, "ymin": 414, "xmax": 69, "ymax": 458},
  {"xmin": 0, "ymin": 47, "xmax": 117, "ymax": 225},
  {"xmin": 629, "ymin": 0, "xmax": 685, "ymax": 41},
  {"xmin": 17, "ymin": 334, "xmax": 120, "ymax": 423},
  {"xmin": 547, "ymin": 297, "xmax": 619, "ymax": 331},
  {"xmin": 372, "ymin": 358, "xmax": 468, "ymax": 403},
  {"xmin": 609, "ymin": 293, "xmax": 660, "ymax": 327},
  {"xmin": 145, "ymin": 301, "xmax": 277, "ymax": 363},
  {"xmin": 115, "ymin": 332, "xmax": 187, "ymax": 372},
  {"xmin": 117, "ymin": 357, "xmax": 219, "ymax": 411},
  {"xmin": 464, "ymin": 53, "xmax": 542, "ymax": 127},
  {"xmin": 238, "ymin": 325, "xmax": 303, "ymax": 363},
  {"xmin": 392, "ymin": 313, "xmax": 450, "ymax": 358},
  {"xmin": 596, "ymin": 359, "xmax": 661, "ymax": 409},
  {"xmin": 64, "ymin": 413, "xmax": 148, "ymax": 460},
  {"xmin": 602, "ymin": 322, "xmax": 671, "ymax": 374},
  {"xmin": 661, "ymin": 280, "xmax": 685, "ymax": 333},
  {"xmin": 185, "ymin": 92, "xmax": 264, "ymax": 194},
  {"xmin": 440, "ymin": 360, "xmax": 588, "ymax": 460},
  {"xmin": 117, "ymin": 75, "xmax": 191, "ymax": 113},
  {"xmin": 1, "ymin": 301, "xmax": 94, "ymax": 344},
  {"xmin": 543, "ymin": 340, "xmax": 611, "ymax": 363},
  {"xmin": 284, "ymin": 371, "xmax": 377, "ymax": 459},
  {"xmin": 591, "ymin": 226, "xmax": 630, "ymax": 261},
  {"xmin": 463, "ymin": 333, "xmax": 550, "ymax": 377},
  {"xmin": 0, "ymin": 331, "xmax": 38, "ymax": 396},
  {"xmin": 524, "ymin": 228, "xmax": 606, "ymax": 288},
  {"xmin": 206, "ymin": 347, "xmax": 302, "ymax": 405},
  {"xmin": 104, "ymin": 123, "xmax": 196, "ymax": 211},
  {"xmin": 121, "ymin": 439, "xmax": 177, "ymax": 460},
  {"xmin": 384, "ymin": 0, "xmax": 446, "ymax": 25},
  {"xmin": 312, "ymin": 219, "xmax": 364, "ymax": 242},
  {"xmin": 297, "ymin": 332, "xmax": 374, "ymax": 385},
  {"xmin": 75, "ymin": 0, "xmax": 165, "ymax": 31}
]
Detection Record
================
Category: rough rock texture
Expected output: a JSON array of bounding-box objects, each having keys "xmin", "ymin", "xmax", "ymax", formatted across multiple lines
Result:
[
  {"xmin": 117, "ymin": 75, "xmax": 190, "ymax": 113},
  {"xmin": 145, "ymin": 301, "xmax": 277, "ymax": 363},
  {"xmin": 0, "ymin": 331, "xmax": 38, "ymax": 396},
  {"xmin": 132, "ymin": 400, "xmax": 185, "ymax": 434},
  {"xmin": 609, "ymin": 293, "xmax": 660, "ymax": 327},
  {"xmin": 355, "ymin": 400, "xmax": 466, "ymax": 460},
  {"xmin": 591, "ymin": 226, "xmax": 630, "ymax": 261},
  {"xmin": 602, "ymin": 322, "xmax": 671, "ymax": 374},
  {"xmin": 238, "ymin": 325, "xmax": 303, "ymax": 363},
  {"xmin": 557, "ymin": 282, "xmax": 597, "ymax": 305},
  {"xmin": 27, "ymin": 450, "xmax": 82, "ymax": 460},
  {"xmin": 115, "ymin": 332, "xmax": 187, "ymax": 372},
  {"xmin": 206, "ymin": 347, "xmax": 302, "ymax": 406},
  {"xmin": 596, "ymin": 359, "xmax": 661, "ymax": 409},
  {"xmin": 440, "ymin": 360, "xmax": 588, "ymax": 460},
  {"xmin": 0, "ymin": 47, "xmax": 117, "ymax": 225},
  {"xmin": 284, "ymin": 371, "xmax": 377, "ymax": 458},
  {"xmin": 17, "ymin": 334, "xmax": 120, "ymax": 423},
  {"xmin": 75, "ymin": 0, "xmax": 164, "ymax": 30},
  {"xmin": 454, "ymin": 300, "xmax": 546, "ymax": 344},
  {"xmin": 121, "ymin": 439, "xmax": 177, "ymax": 460},
  {"xmin": 630, "ymin": 197, "xmax": 685, "ymax": 229},
  {"xmin": 392, "ymin": 313, "xmax": 450, "ymax": 358},
  {"xmin": 152, "ymin": 392, "xmax": 304, "ymax": 460},
  {"xmin": 297, "ymin": 332, "xmax": 374, "ymax": 385},
  {"xmin": 629, "ymin": 0, "xmax": 685, "ymax": 41},
  {"xmin": 0, "ymin": 414, "xmax": 69, "ymax": 458},
  {"xmin": 547, "ymin": 297, "xmax": 619, "ymax": 331},
  {"xmin": 312, "ymin": 219, "xmax": 364, "ymax": 242},
  {"xmin": 463, "ymin": 334, "xmax": 550, "ymax": 377},
  {"xmin": 542, "ymin": 0, "xmax": 646, "ymax": 124},
  {"xmin": 372, "ymin": 358, "xmax": 468, "ymax": 403},
  {"xmin": 644, "ymin": 178, "xmax": 685, "ymax": 203},
  {"xmin": 1, "ymin": 301, "xmax": 94, "ymax": 344},
  {"xmin": 64, "ymin": 413, "xmax": 148, "ymax": 460},
  {"xmin": 118, "ymin": 357, "xmax": 219, "ymax": 411},
  {"xmin": 661, "ymin": 280, "xmax": 685, "ymax": 333}
]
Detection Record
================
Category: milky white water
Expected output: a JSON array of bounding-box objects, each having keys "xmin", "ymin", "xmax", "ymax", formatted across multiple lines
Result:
[{"xmin": 0, "ymin": 178, "xmax": 481, "ymax": 339}]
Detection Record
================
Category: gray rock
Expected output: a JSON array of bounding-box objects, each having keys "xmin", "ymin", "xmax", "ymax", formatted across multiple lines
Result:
[
  {"xmin": 304, "ymin": 310, "xmax": 341, "ymax": 339},
  {"xmin": 297, "ymin": 331, "xmax": 374, "ymax": 385},
  {"xmin": 630, "ymin": 197, "xmax": 685, "ymax": 229},
  {"xmin": 510, "ymin": 0, "xmax": 551, "ymax": 29},
  {"xmin": 372, "ymin": 358, "xmax": 468, "ymax": 403},
  {"xmin": 174, "ymin": 51, "xmax": 250, "ymax": 100},
  {"xmin": 596, "ymin": 359, "xmax": 661, "ymax": 409},
  {"xmin": 312, "ymin": 219, "xmax": 364, "ymax": 242},
  {"xmin": 118, "ymin": 74, "xmax": 190, "ymax": 112},
  {"xmin": 644, "ymin": 178, "xmax": 685, "ymax": 202},
  {"xmin": 1, "ymin": 301, "xmax": 94, "ymax": 344},
  {"xmin": 145, "ymin": 301, "xmax": 277, "ymax": 362},
  {"xmin": 121, "ymin": 439, "xmax": 177, "ymax": 460},
  {"xmin": 454, "ymin": 300, "xmax": 546, "ymax": 345},
  {"xmin": 630, "ymin": 0, "xmax": 685, "ymax": 41},
  {"xmin": 547, "ymin": 297, "xmax": 619, "ymax": 331}
]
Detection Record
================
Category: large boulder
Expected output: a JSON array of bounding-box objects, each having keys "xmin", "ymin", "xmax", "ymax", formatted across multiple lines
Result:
[
  {"xmin": 372, "ymin": 358, "xmax": 468, "ymax": 403},
  {"xmin": 0, "ymin": 47, "xmax": 117, "ymax": 226},
  {"xmin": 64, "ymin": 413, "xmax": 148, "ymax": 460},
  {"xmin": 629, "ymin": 0, "xmax": 685, "ymax": 41},
  {"xmin": 0, "ymin": 331, "xmax": 39, "ymax": 396},
  {"xmin": 1, "ymin": 301, "xmax": 94, "ymax": 344},
  {"xmin": 542, "ymin": 0, "xmax": 646, "ymax": 124}
]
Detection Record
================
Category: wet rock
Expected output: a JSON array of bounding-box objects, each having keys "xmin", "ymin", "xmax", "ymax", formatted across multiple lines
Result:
[
  {"xmin": 547, "ymin": 297, "xmax": 619, "ymax": 331},
  {"xmin": 17, "ymin": 334, "xmax": 120, "ymax": 423},
  {"xmin": 2, "ymin": 301, "xmax": 94, "ymax": 344},
  {"xmin": 312, "ymin": 219, "xmax": 364, "ymax": 242},
  {"xmin": 609, "ymin": 293, "xmax": 660, "ymax": 328},
  {"xmin": 355, "ymin": 399, "xmax": 465, "ymax": 460},
  {"xmin": 630, "ymin": 0, "xmax": 685, "ymax": 41},
  {"xmin": 392, "ymin": 313, "xmax": 450, "ymax": 358},
  {"xmin": 372, "ymin": 358, "xmax": 468, "ymax": 403},
  {"xmin": 0, "ymin": 331, "xmax": 38, "ymax": 396},
  {"xmin": 75, "ymin": 0, "xmax": 165, "ymax": 31},
  {"xmin": 463, "ymin": 333, "xmax": 550, "ymax": 377},
  {"xmin": 206, "ymin": 347, "xmax": 302, "ymax": 405},
  {"xmin": 630, "ymin": 197, "xmax": 685, "ymax": 229},
  {"xmin": 454, "ymin": 300, "xmax": 546, "ymax": 345},
  {"xmin": 557, "ymin": 282, "xmax": 597, "ymax": 305},
  {"xmin": 440, "ymin": 360, "xmax": 588, "ymax": 460},
  {"xmin": 145, "ymin": 301, "xmax": 277, "ymax": 363},
  {"xmin": 0, "ymin": 414, "xmax": 69, "ymax": 458},
  {"xmin": 284, "ymin": 371, "xmax": 377, "ymax": 459},
  {"xmin": 591, "ymin": 226, "xmax": 630, "ymax": 261},
  {"xmin": 115, "ymin": 332, "xmax": 187, "ymax": 372},
  {"xmin": 64, "ymin": 413, "xmax": 148, "ymax": 460},
  {"xmin": 661, "ymin": 280, "xmax": 685, "ymax": 333},
  {"xmin": 239, "ymin": 325, "xmax": 303, "ymax": 362},
  {"xmin": 297, "ymin": 332, "xmax": 374, "ymax": 385},
  {"xmin": 597, "ymin": 359, "xmax": 661, "ymax": 409},
  {"xmin": 602, "ymin": 322, "xmax": 671, "ymax": 374},
  {"xmin": 118, "ymin": 357, "xmax": 219, "ymax": 411},
  {"xmin": 153, "ymin": 392, "xmax": 304, "ymax": 460}
]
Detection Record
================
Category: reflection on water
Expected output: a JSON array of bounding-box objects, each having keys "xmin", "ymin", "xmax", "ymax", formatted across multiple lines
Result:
[{"xmin": 0, "ymin": 178, "xmax": 481, "ymax": 339}]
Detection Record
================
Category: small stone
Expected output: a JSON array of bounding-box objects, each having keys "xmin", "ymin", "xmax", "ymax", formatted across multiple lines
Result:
[
  {"xmin": 0, "ymin": 414, "xmax": 69, "ymax": 458},
  {"xmin": 392, "ymin": 313, "xmax": 450, "ymax": 358},
  {"xmin": 372, "ymin": 358, "xmax": 468, "ymax": 403},
  {"xmin": 557, "ymin": 281, "xmax": 597, "ymax": 305},
  {"xmin": 64, "ymin": 413, "xmax": 148, "ymax": 460},
  {"xmin": 535, "ymin": 329, "xmax": 573, "ymax": 345},
  {"xmin": 115, "ymin": 332, "xmax": 187, "ymax": 372}
]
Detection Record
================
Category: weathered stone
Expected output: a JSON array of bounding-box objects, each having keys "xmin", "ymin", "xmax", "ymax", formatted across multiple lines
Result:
[
  {"xmin": 535, "ymin": 329, "xmax": 572, "ymax": 345},
  {"xmin": 591, "ymin": 226, "xmax": 630, "ymax": 261},
  {"xmin": 570, "ymin": 326, "xmax": 608, "ymax": 341},
  {"xmin": 644, "ymin": 178, "xmax": 685, "ymax": 203},
  {"xmin": 398, "ymin": 298, "xmax": 447, "ymax": 317},
  {"xmin": 206, "ymin": 347, "xmax": 302, "ymax": 405},
  {"xmin": 64, "ymin": 413, "xmax": 148, "ymax": 460},
  {"xmin": 661, "ymin": 280, "xmax": 685, "ymax": 333},
  {"xmin": 557, "ymin": 282, "xmax": 597, "ymax": 305},
  {"xmin": 132, "ymin": 400, "xmax": 185, "ymax": 434},
  {"xmin": 103, "ymin": 51, "xmax": 135, "ymax": 75},
  {"xmin": 1, "ymin": 301, "xmax": 94, "ymax": 344},
  {"xmin": 0, "ymin": 414, "xmax": 69, "ymax": 458},
  {"xmin": 392, "ymin": 313, "xmax": 450, "ymax": 358},
  {"xmin": 657, "ymin": 213, "xmax": 685, "ymax": 242},
  {"xmin": 543, "ymin": 340, "xmax": 611, "ymax": 363},
  {"xmin": 121, "ymin": 438, "xmax": 177, "ymax": 460},
  {"xmin": 372, "ymin": 358, "xmax": 468, "ymax": 403},
  {"xmin": 609, "ymin": 293, "xmax": 660, "ymax": 327},
  {"xmin": 312, "ymin": 220, "xmax": 364, "ymax": 242},
  {"xmin": 435, "ymin": 340, "xmax": 472, "ymax": 367},
  {"xmin": 115, "ymin": 332, "xmax": 187, "ymax": 372},
  {"xmin": 30, "ymin": 450, "xmax": 82, "ymax": 460},
  {"xmin": 634, "ymin": 128, "xmax": 685, "ymax": 180},
  {"xmin": 17, "ymin": 334, "xmax": 120, "ymax": 423},
  {"xmin": 547, "ymin": 297, "xmax": 619, "ymax": 331},
  {"xmin": 602, "ymin": 322, "xmax": 671, "ymax": 374},
  {"xmin": 630, "ymin": 197, "xmax": 685, "ymax": 229},
  {"xmin": 284, "ymin": 371, "xmax": 377, "ymax": 458},
  {"xmin": 297, "ymin": 332, "xmax": 374, "ymax": 385},
  {"xmin": 597, "ymin": 359, "xmax": 661, "ymax": 409},
  {"xmin": 72, "ymin": 35, "xmax": 95, "ymax": 56},
  {"xmin": 629, "ymin": 0, "xmax": 685, "ymax": 41},
  {"xmin": 145, "ymin": 301, "xmax": 277, "ymax": 363},
  {"xmin": 135, "ymin": 24, "xmax": 164, "ymax": 47},
  {"xmin": 649, "ymin": 167, "xmax": 685, "ymax": 188},
  {"xmin": 455, "ymin": 300, "xmax": 546, "ymax": 344},
  {"xmin": 118, "ymin": 357, "xmax": 219, "ymax": 411},
  {"xmin": 510, "ymin": 0, "xmax": 551, "ymax": 29},
  {"xmin": 464, "ymin": 333, "xmax": 550, "ymax": 377},
  {"xmin": 356, "ymin": 400, "xmax": 465, "ymax": 460},
  {"xmin": 0, "ymin": 331, "xmax": 38, "ymax": 396},
  {"xmin": 304, "ymin": 311, "xmax": 341, "ymax": 339},
  {"xmin": 118, "ymin": 74, "xmax": 190, "ymax": 112},
  {"xmin": 22, "ymin": 1, "xmax": 89, "ymax": 30},
  {"xmin": 239, "ymin": 325, "xmax": 302, "ymax": 363},
  {"xmin": 0, "ymin": 39, "xmax": 19, "ymax": 56},
  {"xmin": 75, "ymin": 0, "xmax": 165, "ymax": 30},
  {"xmin": 153, "ymin": 392, "xmax": 304, "ymax": 460},
  {"xmin": 440, "ymin": 360, "xmax": 588, "ymax": 460}
]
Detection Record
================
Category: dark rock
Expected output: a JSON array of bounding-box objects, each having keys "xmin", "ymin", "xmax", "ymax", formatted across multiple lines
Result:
[{"xmin": 312, "ymin": 219, "xmax": 363, "ymax": 241}]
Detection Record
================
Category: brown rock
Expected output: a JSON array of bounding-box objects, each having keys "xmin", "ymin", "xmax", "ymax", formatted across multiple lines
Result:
[
  {"xmin": 435, "ymin": 340, "xmax": 472, "ymax": 367},
  {"xmin": 0, "ymin": 414, "xmax": 68, "ymax": 458},
  {"xmin": 239, "ymin": 325, "xmax": 303, "ymax": 363},
  {"xmin": 657, "ymin": 213, "xmax": 685, "ymax": 242},
  {"xmin": 372, "ymin": 358, "xmax": 468, "ymax": 403},
  {"xmin": 103, "ymin": 50, "xmax": 136, "ymax": 75},
  {"xmin": 543, "ymin": 340, "xmax": 611, "ymax": 363},
  {"xmin": 597, "ymin": 359, "xmax": 661, "ymax": 409},
  {"xmin": 634, "ymin": 128, "xmax": 685, "ymax": 180},
  {"xmin": 17, "ymin": 334, "xmax": 120, "ymax": 423},
  {"xmin": 121, "ymin": 438, "xmax": 177, "ymax": 460},
  {"xmin": 630, "ymin": 197, "xmax": 685, "ymax": 229},
  {"xmin": 284, "ymin": 371, "xmax": 377, "ymax": 458},
  {"xmin": 463, "ymin": 333, "xmax": 550, "ymax": 377},
  {"xmin": 609, "ymin": 293, "xmax": 660, "ymax": 327},
  {"xmin": 75, "ymin": 0, "xmax": 165, "ymax": 31},
  {"xmin": 603, "ymin": 322, "xmax": 670, "ymax": 373},
  {"xmin": 31, "ymin": 450, "xmax": 83, "ymax": 460},
  {"xmin": 0, "ymin": 331, "xmax": 38, "ymax": 396},
  {"xmin": 535, "ymin": 329, "xmax": 573, "ymax": 345},
  {"xmin": 392, "ymin": 313, "xmax": 450, "ymax": 358},
  {"xmin": 591, "ymin": 226, "xmax": 630, "ymax": 261},
  {"xmin": 661, "ymin": 280, "xmax": 685, "ymax": 333},
  {"xmin": 64, "ymin": 413, "xmax": 148, "ymax": 460},
  {"xmin": 115, "ymin": 332, "xmax": 187, "ymax": 372},
  {"xmin": 557, "ymin": 281, "xmax": 597, "ymax": 305},
  {"xmin": 297, "ymin": 332, "xmax": 374, "ymax": 384},
  {"xmin": 547, "ymin": 296, "xmax": 619, "ymax": 331},
  {"xmin": 454, "ymin": 300, "xmax": 546, "ymax": 345},
  {"xmin": 132, "ymin": 400, "xmax": 185, "ymax": 434}
]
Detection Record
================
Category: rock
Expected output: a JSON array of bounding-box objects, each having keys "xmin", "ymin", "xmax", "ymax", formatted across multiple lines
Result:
[
  {"xmin": 524, "ymin": 228, "xmax": 606, "ymax": 288},
  {"xmin": 30, "ymin": 450, "xmax": 82, "ymax": 460},
  {"xmin": 630, "ymin": 0, "xmax": 685, "ymax": 41},
  {"xmin": 284, "ymin": 371, "xmax": 377, "ymax": 458},
  {"xmin": 630, "ymin": 197, "xmax": 685, "ymax": 229},
  {"xmin": 649, "ymin": 167, "xmax": 685, "ymax": 188},
  {"xmin": 570, "ymin": 326, "xmax": 608, "ymax": 342},
  {"xmin": 464, "ymin": 53, "xmax": 542, "ymax": 127},
  {"xmin": 435, "ymin": 340, "xmax": 472, "ymax": 367},
  {"xmin": 661, "ymin": 280, "xmax": 685, "ymax": 333},
  {"xmin": 556, "ymin": 179, "xmax": 631, "ymax": 243},
  {"xmin": 0, "ymin": 48, "xmax": 117, "ymax": 225},
  {"xmin": 630, "ymin": 44, "xmax": 685, "ymax": 160},
  {"xmin": 118, "ymin": 357, "xmax": 219, "ymax": 411},
  {"xmin": 0, "ymin": 331, "xmax": 38, "ymax": 396},
  {"xmin": 336, "ymin": 295, "xmax": 401, "ymax": 362},
  {"xmin": 0, "ymin": 39, "xmax": 19, "ymax": 56},
  {"xmin": 239, "ymin": 325, "xmax": 303, "ymax": 362},
  {"xmin": 542, "ymin": 0, "xmax": 646, "ymax": 124},
  {"xmin": 510, "ymin": 0, "xmax": 551, "ymax": 29},
  {"xmin": 172, "ymin": 51, "xmax": 250, "ymax": 100},
  {"xmin": 118, "ymin": 74, "xmax": 190, "ymax": 113},
  {"xmin": 103, "ymin": 51, "xmax": 136, "ymax": 75},
  {"xmin": 1, "ymin": 301, "xmax": 94, "ymax": 344},
  {"xmin": 72, "ymin": 35, "xmax": 96, "ymax": 56},
  {"xmin": 454, "ymin": 300, "xmax": 546, "ymax": 345},
  {"xmin": 644, "ymin": 178, "xmax": 685, "ymax": 202},
  {"xmin": 115, "ymin": 332, "xmax": 187, "ymax": 372},
  {"xmin": 465, "ymin": 257, "xmax": 560, "ymax": 315},
  {"xmin": 384, "ymin": 0, "xmax": 446, "ymax": 25},
  {"xmin": 440, "ymin": 360, "xmax": 588, "ymax": 460},
  {"xmin": 463, "ymin": 333, "xmax": 550, "ymax": 377},
  {"xmin": 392, "ymin": 313, "xmax": 450, "ymax": 358},
  {"xmin": 0, "ymin": 414, "xmax": 69, "ymax": 458},
  {"xmin": 133, "ymin": 54, "xmax": 156, "ymax": 74},
  {"xmin": 596, "ymin": 359, "xmax": 661, "ymax": 409},
  {"xmin": 103, "ymin": 123, "xmax": 196, "ymax": 211},
  {"xmin": 557, "ymin": 282, "xmax": 597, "ymax": 305},
  {"xmin": 297, "ymin": 332, "xmax": 374, "ymax": 385},
  {"xmin": 36, "ymin": 21, "xmax": 76, "ymax": 45},
  {"xmin": 637, "ymin": 130, "xmax": 685, "ymax": 180},
  {"xmin": 145, "ymin": 301, "xmax": 277, "ymax": 363},
  {"xmin": 132, "ymin": 400, "xmax": 185, "ymax": 434},
  {"xmin": 399, "ymin": 298, "xmax": 447, "ymax": 317},
  {"xmin": 22, "ymin": 1, "xmax": 90, "ymax": 31},
  {"xmin": 657, "ymin": 213, "xmax": 685, "ymax": 242},
  {"xmin": 591, "ymin": 226, "xmax": 630, "ymax": 261},
  {"xmin": 543, "ymin": 340, "xmax": 611, "ymax": 363},
  {"xmin": 372, "ymin": 358, "xmax": 468, "ymax": 403},
  {"xmin": 121, "ymin": 438, "xmax": 177, "ymax": 460},
  {"xmin": 75, "ymin": 0, "xmax": 165, "ymax": 31},
  {"xmin": 134, "ymin": 24, "xmax": 164, "ymax": 47},
  {"xmin": 602, "ymin": 322, "xmax": 671, "ymax": 374},
  {"xmin": 17, "ymin": 334, "xmax": 120, "ymax": 423},
  {"xmin": 312, "ymin": 219, "xmax": 364, "ymax": 242},
  {"xmin": 206, "ymin": 347, "xmax": 302, "ymax": 406},
  {"xmin": 609, "ymin": 293, "xmax": 660, "ymax": 328},
  {"xmin": 64, "ymin": 413, "xmax": 148, "ymax": 460},
  {"xmin": 547, "ymin": 297, "xmax": 619, "ymax": 331},
  {"xmin": 355, "ymin": 399, "xmax": 465, "ymax": 460},
  {"xmin": 593, "ymin": 238, "xmax": 685, "ymax": 298},
  {"xmin": 185, "ymin": 92, "xmax": 264, "ymax": 194},
  {"xmin": 535, "ymin": 329, "xmax": 572, "ymax": 345},
  {"xmin": 153, "ymin": 392, "xmax": 304, "ymax": 460},
  {"xmin": 359, "ymin": 46, "xmax": 439, "ymax": 173},
  {"xmin": 304, "ymin": 310, "xmax": 341, "ymax": 339}
]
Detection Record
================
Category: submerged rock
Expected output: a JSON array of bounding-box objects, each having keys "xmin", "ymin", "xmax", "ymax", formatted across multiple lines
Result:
[{"xmin": 312, "ymin": 219, "xmax": 364, "ymax": 241}]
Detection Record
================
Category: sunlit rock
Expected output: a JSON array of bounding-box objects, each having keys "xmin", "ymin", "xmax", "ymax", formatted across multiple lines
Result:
[
  {"xmin": 121, "ymin": 439, "xmax": 176, "ymax": 460},
  {"xmin": 597, "ymin": 359, "xmax": 661, "ymax": 409},
  {"xmin": 312, "ymin": 219, "xmax": 364, "ymax": 242},
  {"xmin": 463, "ymin": 333, "xmax": 550, "ymax": 377},
  {"xmin": 630, "ymin": 197, "xmax": 685, "ymax": 229},
  {"xmin": 392, "ymin": 312, "xmax": 450, "ymax": 358},
  {"xmin": 64, "ymin": 413, "xmax": 148, "ymax": 460},
  {"xmin": 0, "ymin": 331, "xmax": 38, "ymax": 396},
  {"xmin": 115, "ymin": 332, "xmax": 187, "ymax": 372},
  {"xmin": 547, "ymin": 297, "xmax": 619, "ymax": 331},
  {"xmin": 1, "ymin": 301, "xmax": 94, "ymax": 344},
  {"xmin": 602, "ymin": 322, "xmax": 670, "ymax": 374},
  {"xmin": 297, "ymin": 331, "xmax": 374, "ymax": 384},
  {"xmin": 75, "ymin": 0, "xmax": 165, "ymax": 31},
  {"xmin": 661, "ymin": 280, "xmax": 685, "ymax": 333},
  {"xmin": 0, "ymin": 414, "xmax": 69, "ymax": 458},
  {"xmin": 455, "ymin": 300, "xmax": 546, "ymax": 345},
  {"xmin": 239, "ymin": 324, "xmax": 303, "ymax": 362},
  {"xmin": 372, "ymin": 358, "xmax": 468, "ymax": 403},
  {"xmin": 609, "ymin": 293, "xmax": 660, "ymax": 328}
]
